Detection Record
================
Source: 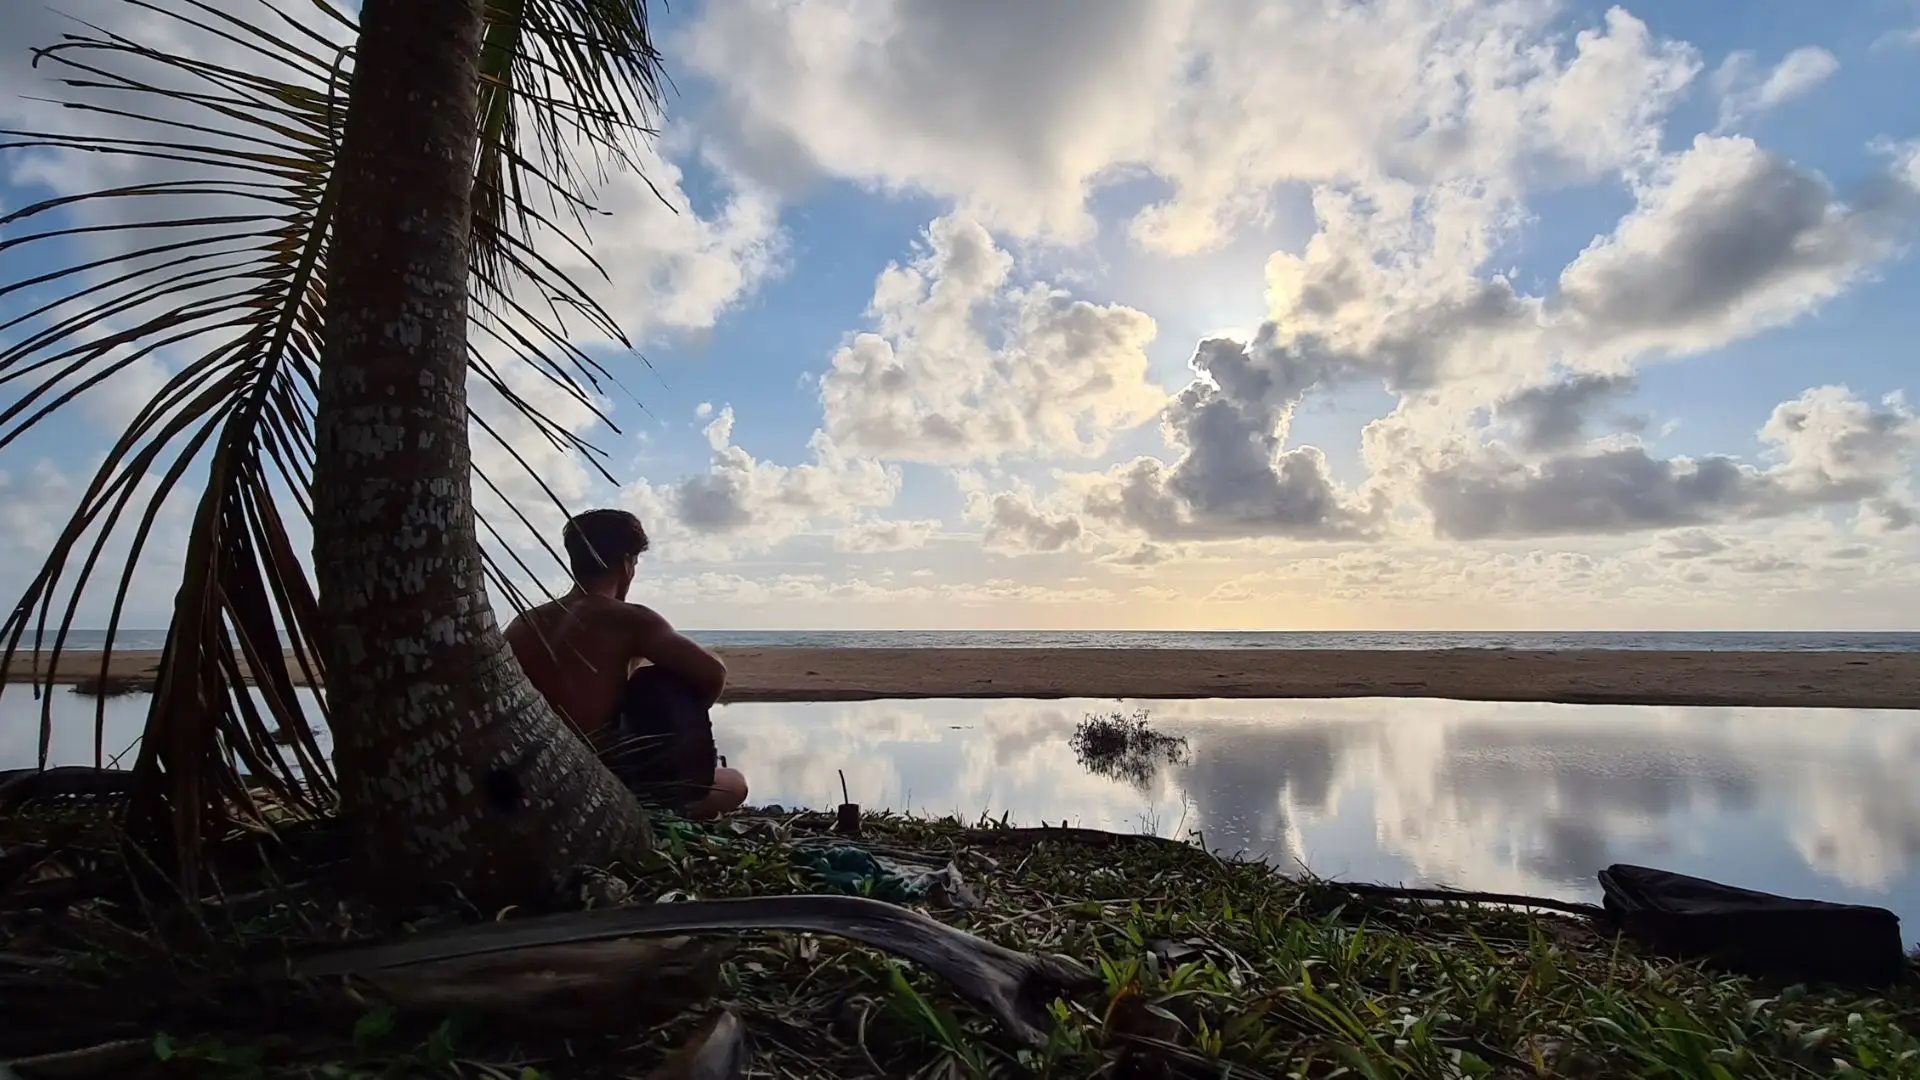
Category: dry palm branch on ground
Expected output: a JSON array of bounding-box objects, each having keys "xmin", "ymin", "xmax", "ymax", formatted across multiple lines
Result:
[{"xmin": 0, "ymin": 0, "xmax": 673, "ymax": 884}]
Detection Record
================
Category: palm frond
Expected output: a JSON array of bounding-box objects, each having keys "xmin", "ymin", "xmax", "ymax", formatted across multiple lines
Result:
[
  {"xmin": 465, "ymin": 0, "xmax": 674, "ymax": 593},
  {"xmin": 0, "ymin": 2, "xmax": 352, "ymax": 878},
  {"xmin": 0, "ymin": 0, "xmax": 672, "ymax": 885}
]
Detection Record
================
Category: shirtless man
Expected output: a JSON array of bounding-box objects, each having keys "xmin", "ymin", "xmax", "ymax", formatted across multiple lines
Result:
[{"xmin": 504, "ymin": 508, "xmax": 749, "ymax": 818}]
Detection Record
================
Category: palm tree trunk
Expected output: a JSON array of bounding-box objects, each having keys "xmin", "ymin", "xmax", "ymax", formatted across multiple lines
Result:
[{"xmin": 313, "ymin": 0, "xmax": 650, "ymax": 907}]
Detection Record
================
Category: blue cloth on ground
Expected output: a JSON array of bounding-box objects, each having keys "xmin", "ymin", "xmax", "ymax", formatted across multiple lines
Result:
[{"xmin": 790, "ymin": 844, "xmax": 959, "ymax": 905}]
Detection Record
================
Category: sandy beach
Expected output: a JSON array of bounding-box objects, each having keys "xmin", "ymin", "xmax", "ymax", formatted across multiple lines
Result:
[{"xmin": 5, "ymin": 646, "xmax": 1919, "ymax": 709}]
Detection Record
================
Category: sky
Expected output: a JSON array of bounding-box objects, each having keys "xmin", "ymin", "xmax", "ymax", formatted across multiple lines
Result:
[{"xmin": 2, "ymin": 0, "xmax": 1920, "ymax": 632}]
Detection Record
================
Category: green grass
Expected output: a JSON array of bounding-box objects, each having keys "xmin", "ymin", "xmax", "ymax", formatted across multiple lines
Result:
[{"xmin": 4, "ymin": 804, "xmax": 1918, "ymax": 1078}]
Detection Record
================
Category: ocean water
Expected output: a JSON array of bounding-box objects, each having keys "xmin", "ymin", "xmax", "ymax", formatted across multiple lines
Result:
[
  {"xmin": 30, "ymin": 628, "xmax": 1920, "ymax": 652},
  {"xmin": 6, "ymin": 690, "xmax": 1919, "ymax": 940}
]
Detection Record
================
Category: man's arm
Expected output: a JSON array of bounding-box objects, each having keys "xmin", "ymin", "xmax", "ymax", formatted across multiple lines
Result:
[{"xmin": 625, "ymin": 604, "xmax": 728, "ymax": 708}]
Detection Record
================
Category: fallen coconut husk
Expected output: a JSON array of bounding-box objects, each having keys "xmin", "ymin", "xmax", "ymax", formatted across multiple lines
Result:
[
  {"xmin": 644, "ymin": 1009, "xmax": 747, "ymax": 1080},
  {"xmin": 344, "ymin": 936, "xmax": 732, "ymax": 1032}
]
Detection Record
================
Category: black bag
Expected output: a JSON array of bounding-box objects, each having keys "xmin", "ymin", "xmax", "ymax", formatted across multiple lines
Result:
[
  {"xmin": 601, "ymin": 665, "xmax": 718, "ymax": 808},
  {"xmin": 1598, "ymin": 863, "xmax": 1906, "ymax": 987}
]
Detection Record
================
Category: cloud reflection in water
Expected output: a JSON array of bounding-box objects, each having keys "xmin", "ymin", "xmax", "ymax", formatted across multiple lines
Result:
[
  {"xmin": 5, "ymin": 690, "xmax": 1916, "ymax": 937},
  {"xmin": 712, "ymin": 696, "xmax": 1920, "ymax": 935}
]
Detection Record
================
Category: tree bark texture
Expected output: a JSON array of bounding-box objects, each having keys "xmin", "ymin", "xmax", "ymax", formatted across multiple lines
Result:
[{"xmin": 312, "ymin": 0, "xmax": 649, "ymax": 907}]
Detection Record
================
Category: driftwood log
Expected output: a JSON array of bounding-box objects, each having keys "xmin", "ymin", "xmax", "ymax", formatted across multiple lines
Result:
[
  {"xmin": 350, "ymin": 936, "xmax": 731, "ymax": 1032},
  {"xmin": 0, "ymin": 1037, "xmax": 153, "ymax": 1079},
  {"xmin": 0, "ymin": 768, "xmax": 135, "ymax": 813},
  {"xmin": 290, "ymin": 894, "xmax": 1098, "ymax": 1047}
]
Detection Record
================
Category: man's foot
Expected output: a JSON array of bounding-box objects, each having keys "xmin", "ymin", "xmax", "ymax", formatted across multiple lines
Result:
[{"xmin": 682, "ymin": 766, "xmax": 749, "ymax": 819}]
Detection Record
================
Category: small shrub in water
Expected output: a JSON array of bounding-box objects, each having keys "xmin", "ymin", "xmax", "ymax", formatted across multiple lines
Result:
[{"xmin": 1070, "ymin": 709, "xmax": 1188, "ymax": 790}]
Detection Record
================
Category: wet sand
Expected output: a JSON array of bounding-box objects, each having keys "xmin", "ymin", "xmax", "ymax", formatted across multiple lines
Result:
[{"xmin": 6, "ymin": 647, "xmax": 1920, "ymax": 709}]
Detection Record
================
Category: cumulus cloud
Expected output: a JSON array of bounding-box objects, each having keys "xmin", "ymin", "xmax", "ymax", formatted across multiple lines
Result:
[
  {"xmin": 1557, "ymin": 135, "xmax": 1909, "ymax": 362},
  {"xmin": 1654, "ymin": 529, "xmax": 1729, "ymax": 561},
  {"xmin": 825, "ymin": 115, "xmax": 1848, "ymax": 556},
  {"xmin": 1133, "ymin": 5, "xmax": 1698, "ymax": 255},
  {"xmin": 1493, "ymin": 374, "xmax": 1640, "ymax": 454},
  {"xmin": 1877, "ymin": 138, "xmax": 1920, "ymax": 199},
  {"xmin": 964, "ymin": 488, "xmax": 1086, "ymax": 554},
  {"xmin": 834, "ymin": 517, "xmax": 940, "ymax": 553},
  {"xmin": 682, "ymin": 1, "xmax": 1698, "ymax": 254},
  {"xmin": 547, "ymin": 144, "xmax": 787, "ymax": 343},
  {"xmin": 1761, "ymin": 386, "xmax": 1920, "ymax": 497},
  {"xmin": 620, "ymin": 407, "xmax": 899, "ymax": 558},
  {"xmin": 1000, "ymin": 127, "xmax": 1920, "ymax": 549},
  {"xmin": 1711, "ymin": 47, "xmax": 1840, "ymax": 130},
  {"xmin": 1170, "ymin": 123, "xmax": 1913, "ymax": 450},
  {"xmin": 1872, "ymin": 3, "xmax": 1920, "ymax": 50},
  {"xmin": 1024, "ymin": 135, "xmax": 1891, "ymax": 556},
  {"xmin": 818, "ymin": 215, "xmax": 1162, "ymax": 464},
  {"xmin": 679, "ymin": 0, "xmax": 1180, "ymax": 242},
  {"xmin": 1070, "ymin": 330, "xmax": 1384, "ymax": 543},
  {"xmin": 1098, "ymin": 542, "xmax": 1172, "ymax": 570},
  {"xmin": 1418, "ymin": 386, "xmax": 1920, "ymax": 540},
  {"xmin": 1422, "ymin": 450, "xmax": 1759, "ymax": 539},
  {"xmin": 1636, "ymin": 520, "xmax": 1900, "ymax": 594},
  {"xmin": 1028, "ymin": 125, "xmax": 1920, "ymax": 555},
  {"xmin": 1859, "ymin": 498, "xmax": 1917, "ymax": 536}
]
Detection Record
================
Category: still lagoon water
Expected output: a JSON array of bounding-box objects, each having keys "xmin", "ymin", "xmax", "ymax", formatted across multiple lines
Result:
[{"xmin": 5, "ymin": 690, "xmax": 1918, "ymax": 938}]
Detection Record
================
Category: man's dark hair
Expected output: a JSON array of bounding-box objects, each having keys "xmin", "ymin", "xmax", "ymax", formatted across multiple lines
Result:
[{"xmin": 562, "ymin": 509, "xmax": 650, "ymax": 582}]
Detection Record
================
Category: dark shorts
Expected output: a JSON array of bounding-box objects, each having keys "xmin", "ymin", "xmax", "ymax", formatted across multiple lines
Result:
[{"xmin": 599, "ymin": 665, "xmax": 718, "ymax": 809}]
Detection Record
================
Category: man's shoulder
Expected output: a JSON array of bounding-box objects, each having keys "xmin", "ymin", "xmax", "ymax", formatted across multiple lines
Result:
[
  {"xmin": 503, "ymin": 597, "xmax": 589, "ymax": 640},
  {"xmin": 608, "ymin": 598, "xmax": 670, "ymax": 634},
  {"xmin": 504, "ymin": 597, "xmax": 563, "ymax": 627},
  {"xmin": 557, "ymin": 595, "xmax": 667, "ymax": 634},
  {"xmin": 555, "ymin": 593, "xmax": 642, "ymax": 615},
  {"xmin": 619, "ymin": 597, "xmax": 665, "ymax": 619},
  {"xmin": 508, "ymin": 594, "xmax": 667, "ymax": 638}
]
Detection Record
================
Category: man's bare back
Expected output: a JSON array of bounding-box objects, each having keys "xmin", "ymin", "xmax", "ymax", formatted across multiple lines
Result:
[
  {"xmin": 508, "ymin": 509, "xmax": 745, "ymax": 817},
  {"xmin": 505, "ymin": 594, "xmax": 646, "ymax": 749}
]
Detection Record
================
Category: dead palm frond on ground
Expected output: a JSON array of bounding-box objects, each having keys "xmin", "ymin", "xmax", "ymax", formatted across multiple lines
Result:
[{"xmin": 0, "ymin": 0, "xmax": 672, "ymax": 880}]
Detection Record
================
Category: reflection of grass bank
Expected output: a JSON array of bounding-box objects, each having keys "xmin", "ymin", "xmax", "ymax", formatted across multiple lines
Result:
[
  {"xmin": 67, "ymin": 675, "xmax": 151, "ymax": 698},
  {"xmin": 3, "ymin": 799, "xmax": 1918, "ymax": 1078},
  {"xmin": 1071, "ymin": 708, "xmax": 1189, "ymax": 791}
]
